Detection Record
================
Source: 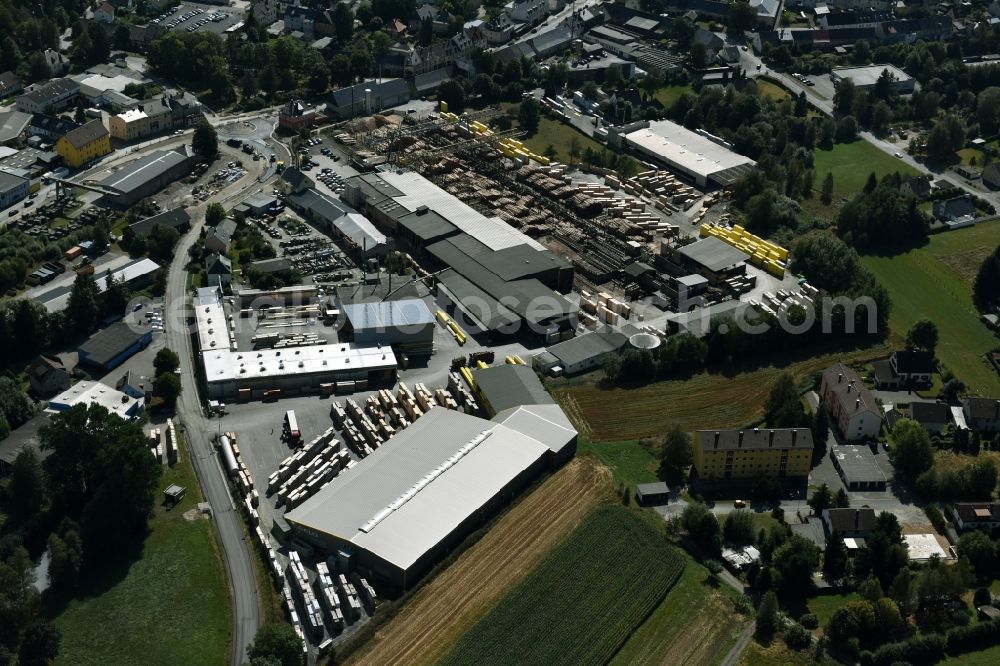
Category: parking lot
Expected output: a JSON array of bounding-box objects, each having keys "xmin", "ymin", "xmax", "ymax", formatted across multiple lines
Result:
[
  {"xmin": 297, "ymin": 135, "xmax": 360, "ymax": 199},
  {"xmin": 150, "ymin": 3, "xmax": 244, "ymax": 35}
]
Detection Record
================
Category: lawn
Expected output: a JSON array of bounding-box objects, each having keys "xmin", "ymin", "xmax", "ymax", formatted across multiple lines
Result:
[
  {"xmin": 578, "ymin": 439, "xmax": 660, "ymax": 494},
  {"xmin": 755, "ymin": 78, "xmax": 791, "ymax": 102},
  {"xmin": 611, "ymin": 550, "xmax": 750, "ymax": 666},
  {"xmin": 940, "ymin": 645, "xmax": 1000, "ymax": 666},
  {"xmin": 51, "ymin": 434, "xmax": 232, "ymax": 666},
  {"xmin": 861, "ymin": 222, "xmax": 1000, "ymax": 396},
  {"xmin": 957, "ymin": 148, "xmax": 986, "ymax": 167},
  {"xmin": 438, "ymin": 506, "xmax": 685, "ymax": 666},
  {"xmin": 555, "ymin": 339, "xmax": 890, "ymax": 442},
  {"xmin": 522, "ymin": 116, "xmax": 604, "ymax": 165},
  {"xmin": 740, "ymin": 639, "xmax": 819, "ymax": 666},
  {"xmin": 654, "ymin": 85, "xmax": 691, "ymax": 108},
  {"xmin": 806, "ymin": 592, "xmax": 861, "ymax": 629},
  {"xmin": 813, "ymin": 141, "xmax": 919, "ymax": 200}
]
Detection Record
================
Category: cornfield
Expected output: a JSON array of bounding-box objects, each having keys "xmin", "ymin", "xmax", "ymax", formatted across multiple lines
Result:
[{"xmin": 438, "ymin": 506, "xmax": 684, "ymax": 666}]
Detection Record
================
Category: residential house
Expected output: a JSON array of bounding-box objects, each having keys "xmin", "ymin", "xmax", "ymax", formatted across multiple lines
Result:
[
  {"xmin": 963, "ymin": 397, "xmax": 1000, "ymax": 432},
  {"xmin": 818, "ymin": 10, "xmax": 890, "ymax": 29},
  {"xmin": 820, "ymin": 363, "xmax": 883, "ymax": 441},
  {"xmin": 205, "ymin": 219, "xmax": 238, "ymax": 253},
  {"xmin": 483, "ymin": 14, "xmax": 515, "ymax": 44},
  {"xmin": 880, "ymin": 15, "xmax": 952, "ymax": 43},
  {"xmin": 108, "ymin": 95, "xmax": 201, "ymax": 142},
  {"xmin": 385, "ymin": 18, "xmax": 408, "ymax": 40},
  {"xmin": 206, "ymin": 253, "xmax": 232, "ymax": 287},
  {"xmin": 15, "ymin": 78, "xmax": 80, "ymax": 114},
  {"xmin": 277, "ymin": 100, "xmax": 320, "ymax": 132},
  {"xmin": 128, "ymin": 23, "xmax": 166, "ymax": 52},
  {"xmin": 901, "ymin": 175, "xmax": 932, "ymax": 198},
  {"xmin": 933, "ymin": 195, "xmax": 977, "ymax": 226},
  {"xmin": 0, "ymin": 71, "xmax": 23, "ymax": 99},
  {"xmin": 55, "ymin": 119, "xmax": 112, "ymax": 168},
  {"xmin": 510, "ymin": 0, "xmax": 548, "ymax": 23},
  {"xmin": 95, "ymin": 2, "xmax": 116, "ymax": 22},
  {"xmin": 908, "ymin": 401, "xmax": 951, "ymax": 434},
  {"xmin": 822, "ymin": 507, "xmax": 877, "ymax": 537},
  {"xmin": 750, "ymin": 0, "xmax": 781, "ymax": 29},
  {"xmin": 251, "ymin": 0, "xmax": 281, "ymax": 24},
  {"xmin": 872, "ymin": 350, "xmax": 934, "ymax": 389},
  {"xmin": 693, "ymin": 428, "xmax": 814, "ymax": 482},
  {"xmin": 949, "ymin": 502, "xmax": 1000, "ymax": 531},
  {"xmin": 28, "ymin": 114, "xmax": 79, "ymax": 141},
  {"xmin": 27, "ymin": 354, "xmax": 71, "ymax": 397}
]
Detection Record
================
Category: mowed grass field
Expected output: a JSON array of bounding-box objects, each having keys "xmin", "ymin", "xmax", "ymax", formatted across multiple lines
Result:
[
  {"xmin": 861, "ymin": 219, "xmax": 1000, "ymax": 396},
  {"xmin": 556, "ymin": 339, "xmax": 890, "ymax": 442},
  {"xmin": 522, "ymin": 116, "xmax": 603, "ymax": 165},
  {"xmin": 347, "ymin": 458, "xmax": 612, "ymax": 666},
  {"xmin": 438, "ymin": 506, "xmax": 685, "ymax": 666},
  {"xmin": 611, "ymin": 549, "xmax": 750, "ymax": 666},
  {"xmin": 813, "ymin": 141, "xmax": 919, "ymax": 200},
  {"xmin": 52, "ymin": 435, "xmax": 231, "ymax": 666}
]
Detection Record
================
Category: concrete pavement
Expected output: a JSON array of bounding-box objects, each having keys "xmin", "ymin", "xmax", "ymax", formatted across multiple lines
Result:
[{"xmin": 164, "ymin": 145, "xmax": 266, "ymax": 665}]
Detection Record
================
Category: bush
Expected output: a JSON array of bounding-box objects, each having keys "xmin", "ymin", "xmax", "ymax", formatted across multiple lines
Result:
[
  {"xmin": 973, "ymin": 588, "xmax": 992, "ymax": 607},
  {"xmin": 785, "ymin": 623, "xmax": 812, "ymax": 650},
  {"xmin": 799, "ymin": 613, "xmax": 819, "ymax": 629},
  {"xmin": 924, "ymin": 505, "xmax": 946, "ymax": 533},
  {"xmin": 861, "ymin": 633, "xmax": 946, "ymax": 666},
  {"xmin": 946, "ymin": 618, "xmax": 1000, "ymax": 654}
]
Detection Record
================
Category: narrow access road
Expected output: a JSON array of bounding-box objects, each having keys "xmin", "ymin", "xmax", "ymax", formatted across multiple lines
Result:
[{"xmin": 164, "ymin": 145, "xmax": 266, "ymax": 665}]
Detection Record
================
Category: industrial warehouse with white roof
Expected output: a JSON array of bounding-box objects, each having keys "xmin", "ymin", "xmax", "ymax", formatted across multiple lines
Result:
[
  {"xmin": 609, "ymin": 119, "xmax": 757, "ymax": 187},
  {"xmin": 285, "ymin": 403, "xmax": 577, "ymax": 587},
  {"xmin": 193, "ymin": 287, "xmax": 397, "ymax": 400}
]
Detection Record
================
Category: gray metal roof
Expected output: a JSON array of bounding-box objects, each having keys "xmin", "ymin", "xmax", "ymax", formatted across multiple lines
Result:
[
  {"xmin": 678, "ymin": 236, "xmax": 749, "ymax": 272},
  {"xmin": 547, "ymin": 330, "xmax": 628, "ymax": 367},
  {"xmin": 98, "ymin": 147, "xmax": 191, "ymax": 194},
  {"xmin": 832, "ymin": 445, "xmax": 887, "ymax": 485},
  {"xmin": 78, "ymin": 321, "xmax": 148, "ymax": 366},
  {"xmin": 492, "ymin": 403, "xmax": 577, "ymax": 455},
  {"xmin": 474, "ymin": 364, "xmax": 554, "ymax": 415},
  {"xmin": 396, "ymin": 208, "xmax": 458, "ymax": 243},
  {"xmin": 342, "ymin": 299, "xmax": 435, "ymax": 331},
  {"xmin": 285, "ymin": 407, "xmax": 551, "ymax": 569},
  {"xmin": 0, "ymin": 111, "xmax": 30, "ymax": 143}
]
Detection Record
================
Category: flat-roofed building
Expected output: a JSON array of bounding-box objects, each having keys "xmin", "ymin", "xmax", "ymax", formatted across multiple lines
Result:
[
  {"xmin": 830, "ymin": 444, "xmax": 887, "ymax": 491},
  {"xmin": 285, "ymin": 404, "xmax": 577, "ymax": 588},
  {"xmin": 609, "ymin": 119, "xmax": 757, "ymax": 187},
  {"xmin": 675, "ymin": 236, "xmax": 749, "ymax": 284},
  {"xmin": 473, "ymin": 364, "xmax": 555, "ymax": 417},
  {"xmin": 339, "ymin": 299, "xmax": 435, "ymax": 355},
  {"xmin": 693, "ymin": 428, "xmax": 813, "ymax": 482},
  {"xmin": 830, "ymin": 64, "xmax": 915, "ymax": 94},
  {"xmin": 47, "ymin": 380, "xmax": 143, "ymax": 420}
]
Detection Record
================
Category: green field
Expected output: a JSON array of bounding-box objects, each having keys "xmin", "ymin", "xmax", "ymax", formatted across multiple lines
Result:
[
  {"xmin": 940, "ymin": 645, "xmax": 1000, "ymax": 666},
  {"xmin": 438, "ymin": 506, "xmax": 684, "ymax": 666},
  {"xmin": 522, "ymin": 116, "xmax": 603, "ymax": 165},
  {"xmin": 755, "ymin": 78, "xmax": 791, "ymax": 102},
  {"xmin": 578, "ymin": 439, "xmax": 660, "ymax": 494},
  {"xmin": 806, "ymin": 592, "xmax": 861, "ymax": 629},
  {"xmin": 611, "ymin": 549, "xmax": 749, "ymax": 666},
  {"xmin": 861, "ymin": 220, "xmax": 1000, "ymax": 396},
  {"xmin": 813, "ymin": 141, "xmax": 919, "ymax": 200},
  {"xmin": 556, "ymin": 339, "xmax": 890, "ymax": 442},
  {"xmin": 654, "ymin": 85, "xmax": 691, "ymax": 108},
  {"xmin": 52, "ymin": 436, "xmax": 232, "ymax": 666}
]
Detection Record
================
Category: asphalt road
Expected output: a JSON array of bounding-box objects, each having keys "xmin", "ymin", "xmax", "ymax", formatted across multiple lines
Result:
[{"xmin": 164, "ymin": 144, "xmax": 266, "ymax": 665}]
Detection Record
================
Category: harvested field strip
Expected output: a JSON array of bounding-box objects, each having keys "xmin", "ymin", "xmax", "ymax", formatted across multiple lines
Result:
[
  {"xmin": 346, "ymin": 458, "xmax": 612, "ymax": 666},
  {"xmin": 555, "ymin": 340, "xmax": 890, "ymax": 442},
  {"xmin": 438, "ymin": 505, "xmax": 685, "ymax": 666},
  {"xmin": 611, "ymin": 550, "xmax": 749, "ymax": 666}
]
